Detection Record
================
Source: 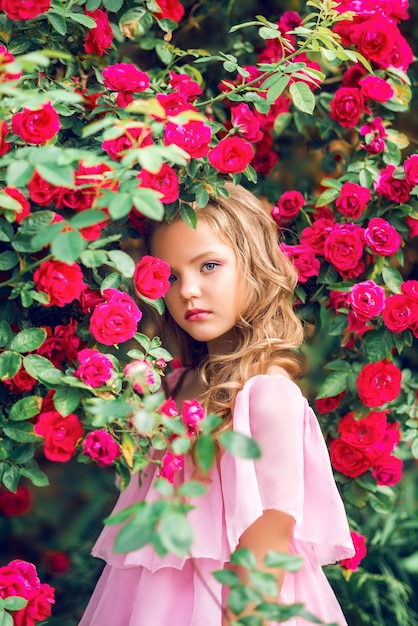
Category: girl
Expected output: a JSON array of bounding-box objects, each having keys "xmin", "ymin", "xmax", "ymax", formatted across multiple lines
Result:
[{"xmin": 79, "ymin": 183, "xmax": 355, "ymax": 626}]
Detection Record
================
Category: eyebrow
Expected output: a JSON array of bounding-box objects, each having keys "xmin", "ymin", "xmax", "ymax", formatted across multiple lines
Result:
[{"xmin": 189, "ymin": 251, "xmax": 221, "ymax": 263}]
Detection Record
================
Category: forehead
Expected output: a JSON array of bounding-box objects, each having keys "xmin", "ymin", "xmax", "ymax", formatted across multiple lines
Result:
[{"xmin": 151, "ymin": 219, "xmax": 235, "ymax": 266}]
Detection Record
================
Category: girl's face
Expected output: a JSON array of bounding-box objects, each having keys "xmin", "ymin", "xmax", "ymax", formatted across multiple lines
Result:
[{"xmin": 152, "ymin": 218, "xmax": 242, "ymax": 355}]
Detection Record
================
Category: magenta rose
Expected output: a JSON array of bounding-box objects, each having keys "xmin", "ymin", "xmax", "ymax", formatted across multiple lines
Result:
[
  {"xmin": 340, "ymin": 531, "xmax": 367, "ymax": 571},
  {"xmin": 33, "ymin": 260, "xmax": 85, "ymax": 307},
  {"xmin": 300, "ymin": 218, "xmax": 334, "ymax": 255},
  {"xmin": 329, "ymin": 439, "xmax": 371, "ymax": 478},
  {"xmin": 169, "ymin": 71, "xmax": 202, "ymax": 101},
  {"xmin": 357, "ymin": 359, "xmax": 402, "ymax": 407},
  {"xmin": 251, "ymin": 131, "xmax": 278, "ymax": 175},
  {"xmin": 0, "ymin": 565, "xmax": 30, "ymax": 600},
  {"xmin": 182, "ymin": 399, "xmax": 205, "ymax": 436},
  {"xmin": 160, "ymin": 451, "xmax": 184, "ymax": 483},
  {"xmin": 323, "ymin": 223, "xmax": 364, "ymax": 274},
  {"xmin": 12, "ymin": 102, "xmax": 60, "ymax": 145},
  {"xmin": 360, "ymin": 75, "xmax": 394, "ymax": 103},
  {"xmin": 158, "ymin": 397, "xmax": 179, "ymax": 417},
  {"xmin": 84, "ymin": 9, "xmax": 113, "ymax": 56},
  {"xmin": 350, "ymin": 15, "xmax": 398, "ymax": 63},
  {"xmin": 364, "ymin": 217, "xmax": 401, "ymax": 256},
  {"xmin": 231, "ymin": 103, "xmax": 263, "ymax": 142},
  {"xmin": 103, "ymin": 63, "xmax": 150, "ymax": 107},
  {"xmin": 402, "ymin": 280, "xmax": 418, "ymax": 301},
  {"xmin": 102, "ymin": 124, "xmax": 153, "ymax": 161},
  {"xmin": 280, "ymin": 243, "xmax": 320, "ymax": 283},
  {"xmin": 14, "ymin": 583, "xmax": 55, "ymax": 626},
  {"xmin": 404, "ymin": 154, "xmax": 418, "ymax": 186},
  {"xmin": 272, "ymin": 190, "xmax": 305, "ymax": 223},
  {"xmin": 382, "ymin": 294, "xmax": 417, "ymax": 332},
  {"xmin": 372, "ymin": 455, "xmax": 403, "ymax": 486},
  {"xmin": 349, "ymin": 280, "xmax": 385, "ymax": 321},
  {"xmin": 329, "ymin": 87, "xmax": 365, "ymax": 129},
  {"xmin": 35, "ymin": 410, "xmax": 83, "ymax": 462},
  {"xmin": 335, "ymin": 182, "xmax": 371, "ymax": 219},
  {"xmin": 82, "ymin": 430, "xmax": 121, "ymax": 467},
  {"xmin": 0, "ymin": 0, "xmax": 51, "ymax": 19},
  {"xmin": 338, "ymin": 411, "xmax": 388, "ymax": 450},
  {"xmin": 375, "ymin": 164, "xmax": 412, "ymax": 203},
  {"xmin": 164, "ymin": 120, "xmax": 212, "ymax": 158},
  {"xmin": 152, "ymin": 0, "xmax": 185, "ymax": 22},
  {"xmin": 156, "ymin": 92, "xmax": 197, "ymax": 118},
  {"xmin": 74, "ymin": 349, "xmax": 114, "ymax": 387},
  {"xmin": 138, "ymin": 163, "xmax": 179, "ymax": 203},
  {"xmin": 89, "ymin": 288, "xmax": 142, "ymax": 345},
  {"xmin": 208, "ymin": 136, "xmax": 254, "ymax": 174},
  {"xmin": 133, "ymin": 255, "xmax": 171, "ymax": 300}
]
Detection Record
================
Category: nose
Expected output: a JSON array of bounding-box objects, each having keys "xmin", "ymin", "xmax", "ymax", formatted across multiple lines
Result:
[{"xmin": 179, "ymin": 273, "xmax": 201, "ymax": 301}]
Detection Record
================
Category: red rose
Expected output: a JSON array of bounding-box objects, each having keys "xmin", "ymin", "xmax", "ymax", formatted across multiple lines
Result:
[
  {"xmin": 382, "ymin": 294, "xmax": 417, "ymax": 332},
  {"xmin": 300, "ymin": 218, "xmax": 334, "ymax": 256},
  {"xmin": 102, "ymin": 124, "xmax": 153, "ymax": 161},
  {"xmin": 0, "ymin": 120, "xmax": 11, "ymax": 156},
  {"xmin": 134, "ymin": 255, "xmax": 171, "ymax": 300},
  {"xmin": 340, "ymin": 531, "xmax": 367, "ymax": 571},
  {"xmin": 0, "ymin": 566, "xmax": 28, "ymax": 599},
  {"xmin": 33, "ymin": 260, "xmax": 85, "ymax": 307},
  {"xmin": 371, "ymin": 455, "xmax": 403, "ymax": 486},
  {"xmin": 36, "ymin": 321, "xmax": 83, "ymax": 367},
  {"xmin": 360, "ymin": 75, "xmax": 394, "ymax": 103},
  {"xmin": 82, "ymin": 430, "xmax": 121, "ymax": 466},
  {"xmin": 14, "ymin": 583, "xmax": 55, "ymax": 626},
  {"xmin": 43, "ymin": 551, "xmax": 70, "ymax": 575},
  {"xmin": 3, "ymin": 365, "xmax": 37, "ymax": 393},
  {"xmin": 401, "ymin": 280, "xmax": 418, "ymax": 301},
  {"xmin": 58, "ymin": 161, "xmax": 114, "ymax": 211},
  {"xmin": 89, "ymin": 288, "xmax": 142, "ymax": 345},
  {"xmin": 350, "ymin": 15, "xmax": 398, "ymax": 64},
  {"xmin": 0, "ymin": 0, "xmax": 51, "ymax": 19},
  {"xmin": 84, "ymin": 9, "xmax": 113, "ymax": 56},
  {"xmin": 0, "ymin": 486, "xmax": 32, "ymax": 516},
  {"xmin": 323, "ymin": 223, "xmax": 364, "ymax": 273},
  {"xmin": 349, "ymin": 280, "xmax": 385, "ymax": 321},
  {"xmin": 375, "ymin": 164, "xmax": 412, "ymax": 203},
  {"xmin": 231, "ymin": 103, "xmax": 263, "ymax": 143},
  {"xmin": 160, "ymin": 451, "xmax": 184, "ymax": 483},
  {"xmin": 169, "ymin": 71, "xmax": 202, "ymax": 101},
  {"xmin": 156, "ymin": 92, "xmax": 197, "ymax": 118},
  {"xmin": 364, "ymin": 217, "xmax": 402, "ymax": 256},
  {"xmin": 208, "ymin": 136, "xmax": 254, "ymax": 174},
  {"xmin": 335, "ymin": 182, "xmax": 370, "ymax": 219},
  {"xmin": 404, "ymin": 154, "xmax": 418, "ymax": 186},
  {"xmin": 338, "ymin": 410, "xmax": 388, "ymax": 450},
  {"xmin": 329, "ymin": 87, "xmax": 365, "ymax": 129},
  {"xmin": 79, "ymin": 286, "xmax": 106, "ymax": 314},
  {"xmin": 164, "ymin": 120, "xmax": 212, "ymax": 158},
  {"xmin": 152, "ymin": 0, "xmax": 185, "ymax": 22},
  {"xmin": 27, "ymin": 171, "xmax": 63, "ymax": 206},
  {"xmin": 280, "ymin": 243, "xmax": 320, "ymax": 283},
  {"xmin": 12, "ymin": 102, "xmax": 60, "ymax": 145},
  {"xmin": 103, "ymin": 63, "xmax": 150, "ymax": 108},
  {"xmin": 138, "ymin": 163, "xmax": 179, "ymax": 203},
  {"xmin": 329, "ymin": 439, "xmax": 371, "ymax": 478},
  {"xmin": 4, "ymin": 187, "xmax": 30, "ymax": 223},
  {"xmin": 357, "ymin": 359, "xmax": 402, "ymax": 408},
  {"xmin": 251, "ymin": 131, "xmax": 278, "ymax": 175},
  {"xmin": 315, "ymin": 391, "xmax": 345, "ymax": 414},
  {"xmin": 272, "ymin": 190, "xmax": 305, "ymax": 223},
  {"xmin": 34, "ymin": 410, "xmax": 83, "ymax": 462},
  {"xmin": 254, "ymin": 94, "xmax": 291, "ymax": 131}
]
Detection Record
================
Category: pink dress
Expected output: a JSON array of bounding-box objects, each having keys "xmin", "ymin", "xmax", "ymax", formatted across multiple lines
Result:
[{"xmin": 79, "ymin": 374, "xmax": 355, "ymax": 626}]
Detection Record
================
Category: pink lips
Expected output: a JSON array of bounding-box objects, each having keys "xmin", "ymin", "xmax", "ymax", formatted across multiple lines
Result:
[{"xmin": 185, "ymin": 308, "xmax": 210, "ymax": 321}]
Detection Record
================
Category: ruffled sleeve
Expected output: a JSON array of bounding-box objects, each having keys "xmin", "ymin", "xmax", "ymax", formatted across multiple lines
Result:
[{"xmin": 220, "ymin": 374, "xmax": 355, "ymax": 566}]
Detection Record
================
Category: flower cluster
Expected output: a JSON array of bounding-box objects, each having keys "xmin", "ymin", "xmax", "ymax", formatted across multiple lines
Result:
[{"xmin": 0, "ymin": 560, "xmax": 55, "ymax": 625}]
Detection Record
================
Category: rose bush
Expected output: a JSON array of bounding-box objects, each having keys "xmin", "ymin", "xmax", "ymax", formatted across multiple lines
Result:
[{"xmin": 0, "ymin": 0, "xmax": 417, "ymax": 623}]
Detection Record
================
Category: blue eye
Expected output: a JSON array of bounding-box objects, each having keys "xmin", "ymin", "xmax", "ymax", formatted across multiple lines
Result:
[
  {"xmin": 168, "ymin": 274, "xmax": 177, "ymax": 283},
  {"xmin": 203, "ymin": 262, "xmax": 218, "ymax": 272}
]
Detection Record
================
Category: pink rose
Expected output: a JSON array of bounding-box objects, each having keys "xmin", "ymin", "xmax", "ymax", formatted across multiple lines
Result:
[
  {"xmin": 335, "ymin": 182, "xmax": 370, "ymax": 220},
  {"xmin": 208, "ymin": 136, "xmax": 254, "ymax": 174},
  {"xmin": 102, "ymin": 124, "xmax": 153, "ymax": 161},
  {"xmin": 0, "ymin": 120, "xmax": 11, "ymax": 156},
  {"xmin": 360, "ymin": 75, "xmax": 394, "ymax": 103},
  {"xmin": 74, "ymin": 348, "xmax": 114, "ymax": 387},
  {"xmin": 401, "ymin": 280, "xmax": 418, "ymax": 301},
  {"xmin": 160, "ymin": 451, "xmax": 184, "ymax": 483},
  {"xmin": 89, "ymin": 289, "xmax": 142, "ymax": 345},
  {"xmin": 279, "ymin": 243, "xmax": 320, "ymax": 283},
  {"xmin": 133, "ymin": 255, "xmax": 171, "ymax": 300},
  {"xmin": 323, "ymin": 223, "xmax": 364, "ymax": 274},
  {"xmin": 329, "ymin": 439, "xmax": 371, "ymax": 478},
  {"xmin": 375, "ymin": 164, "xmax": 412, "ymax": 203},
  {"xmin": 329, "ymin": 87, "xmax": 365, "ymax": 129},
  {"xmin": 169, "ymin": 71, "xmax": 202, "ymax": 101},
  {"xmin": 231, "ymin": 103, "xmax": 263, "ymax": 142},
  {"xmin": 138, "ymin": 163, "xmax": 179, "ymax": 203},
  {"xmin": 0, "ymin": 0, "xmax": 51, "ymax": 19},
  {"xmin": 103, "ymin": 63, "xmax": 150, "ymax": 108},
  {"xmin": 164, "ymin": 120, "xmax": 212, "ymax": 158},
  {"xmin": 158, "ymin": 397, "xmax": 179, "ymax": 417},
  {"xmin": 404, "ymin": 154, "xmax": 418, "ymax": 186},
  {"xmin": 382, "ymin": 294, "xmax": 417, "ymax": 332},
  {"xmin": 182, "ymin": 399, "xmax": 205, "ymax": 436},
  {"xmin": 300, "ymin": 218, "xmax": 334, "ymax": 255},
  {"xmin": 156, "ymin": 92, "xmax": 197, "ymax": 118},
  {"xmin": 364, "ymin": 217, "xmax": 401, "ymax": 256},
  {"xmin": 152, "ymin": 0, "xmax": 185, "ymax": 22},
  {"xmin": 84, "ymin": 9, "xmax": 113, "ymax": 56},
  {"xmin": 82, "ymin": 430, "xmax": 121, "ymax": 467},
  {"xmin": 35, "ymin": 410, "xmax": 83, "ymax": 462},
  {"xmin": 12, "ymin": 102, "xmax": 60, "ymax": 145},
  {"xmin": 349, "ymin": 280, "xmax": 385, "ymax": 321},
  {"xmin": 357, "ymin": 360, "xmax": 402, "ymax": 408},
  {"xmin": 340, "ymin": 531, "xmax": 367, "ymax": 571},
  {"xmin": 124, "ymin": 359, "xmax": 155, "ymax": 394},
  {"xmin": 272, "ymin": 190, "xmax": 305, "ymax": 223},
  {"xmin": 33, "ymin": 260, "xmax": 85, "ymax": 307},
  {"xmin": 14, "ymin": 583, "xmax": 55, "ymax": 626},
  {"xmin": 371, "ymin": 455, "xmax": 403, "ymax": 486}
]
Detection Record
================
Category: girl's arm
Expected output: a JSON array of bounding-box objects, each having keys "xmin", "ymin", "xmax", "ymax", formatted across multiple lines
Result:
[{"xmin": 222, "ymin": 509, "xmax": 294, "ymax": 625}]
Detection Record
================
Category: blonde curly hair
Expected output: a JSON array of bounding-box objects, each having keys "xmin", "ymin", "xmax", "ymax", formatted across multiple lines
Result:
[{"xmin": 150, "ymin": 182, "xmax": 304, "ymax": 432}]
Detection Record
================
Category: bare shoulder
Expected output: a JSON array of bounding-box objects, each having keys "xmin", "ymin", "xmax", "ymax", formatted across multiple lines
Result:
[{"xmin": 265, "ymin": 364, "xmax": 292, "ymax": 379}]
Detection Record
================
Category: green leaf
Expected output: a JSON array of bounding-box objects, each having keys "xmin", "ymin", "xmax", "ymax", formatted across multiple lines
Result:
[
  {"xmin": 249, "ymin": 570, "xmax": 278, "ymax": 597},
  {"xmin": 159, "ymin": 511, "xmax": 193, "ymax": 556},
  {"xmin": 266, "ymin": 75, "xmax": 289, "ymax": 104},
  {"xmin": 0, "ymin": 251, "xmax": 18, "ymax": 271},
  {"xmin": 139, "ymin": 294, "xmax": 164, "ymax": 315},
  {"xmin": 51, "ymin": 230, "xmax": 86, "ymax": 263},
  {"xmin": 3, "ymin": 423, "xmax": 39, "ymax": 443},
  {"xmin": 264, "ymin": 550, "xmax": 303, "ymax": 572},
  {"xmin": 107, "ymin": 250, "xmax": 136, "ymax": 277},
  {"xmin": 231, "ymin": 547, "xmax": 256, "ymax": 569},
  {"xmin": 6, "ymin": 161, "xmax": 34, "ymax": 188},
  {"xmin": 177, "ymin": 480, "xmax": 207, "ymax": 498},
  {"xmin": 0, "ymin": 321, "xmax": 13, "ymax": 348},
  {"xmin": 328, "ymin": 314, "xmax": 348, "ymax": 336},
  {"xmin": 3, "ymin": 596, "xmax": 27, "ymax": 611},
  {"xmin": 113, "ymin": 503, "xmax": 163, "ymax": 553},
  {"xmin": 80, "ymin": 249, "xmax": 108, "ymax": 267},
  {"xmin": 212, "ymin": 569, "xmax": 241, "ymax": 587},
  {"xmin": 219, "ymin": 431, "xmax": 261, "ymax": 460},
  {"xmin": 10, "ymin": 328, "xmax": 47, "ymax": 353},
  {"xmin": 315, "ymin": 187, "xmax": 340, "ymax": 207},
  {"xmin": 70, "ymin": 209, "xmax": 108, "ymax": 229},
  {"xmin": 364, "ymin": 328, "xmax": 394, "ymax": 362},
  {"xmin": 53, "ymin": 386, "xmax": 80, "ymax": 416},
  {"xmin": 107, "ymin": 192, "xmax": 133, "ymax": 220},
  {"xmin": 19, "ymin": 467, "xmax": 49, "ymax": 487},
  {"xmin": 289, "ymin": 81, "xmax": 316, "ymax": 115},
  {"xmin": 23, "ymin": 354, "xmax": 63, "ymax": 384},
  {"xmin": 0, "ymin": 351, "xmax": 21, "ymax": 381},
  {"xmin": 316, "ymin": 370, "xmax": 348, "ymax": 399},
  {"xmin": 103, "ymin": 0, "xmax": 124, "ymax": 11},
  {"xmin": 132, "ymin": 188, "xmax": 164, "ymax": 220},
  {"xmin": 2, "ymin": 464, "xmax": 20, "ymax": 492},
  {"xmin": 36, "ymin": 163, "xmax": 74, "ymax": 188},
  {"xmin": 9, "ymin": 396, "xmax": 42, "ymax": 422},
  {"xmin": 47, "ymin": 11, "xmax": 67, "ymax": 35},
  {"xmin": 382, "ymin": 266, "xmax": 403, "ymax": 294},
  {"xmin": 179, "ymin": 203, "xmax": 197, "ymax": 229},
  {"xmin": 196, "ymin": 434, "xmax": 215, "ymax": 472},
  {"xmin": 68, "ymin": 12, "xmax": 97, "ymax": 27},
  {"xmin": 100, "ymin": 272, "xmax": 121, "ymax": 291}
]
